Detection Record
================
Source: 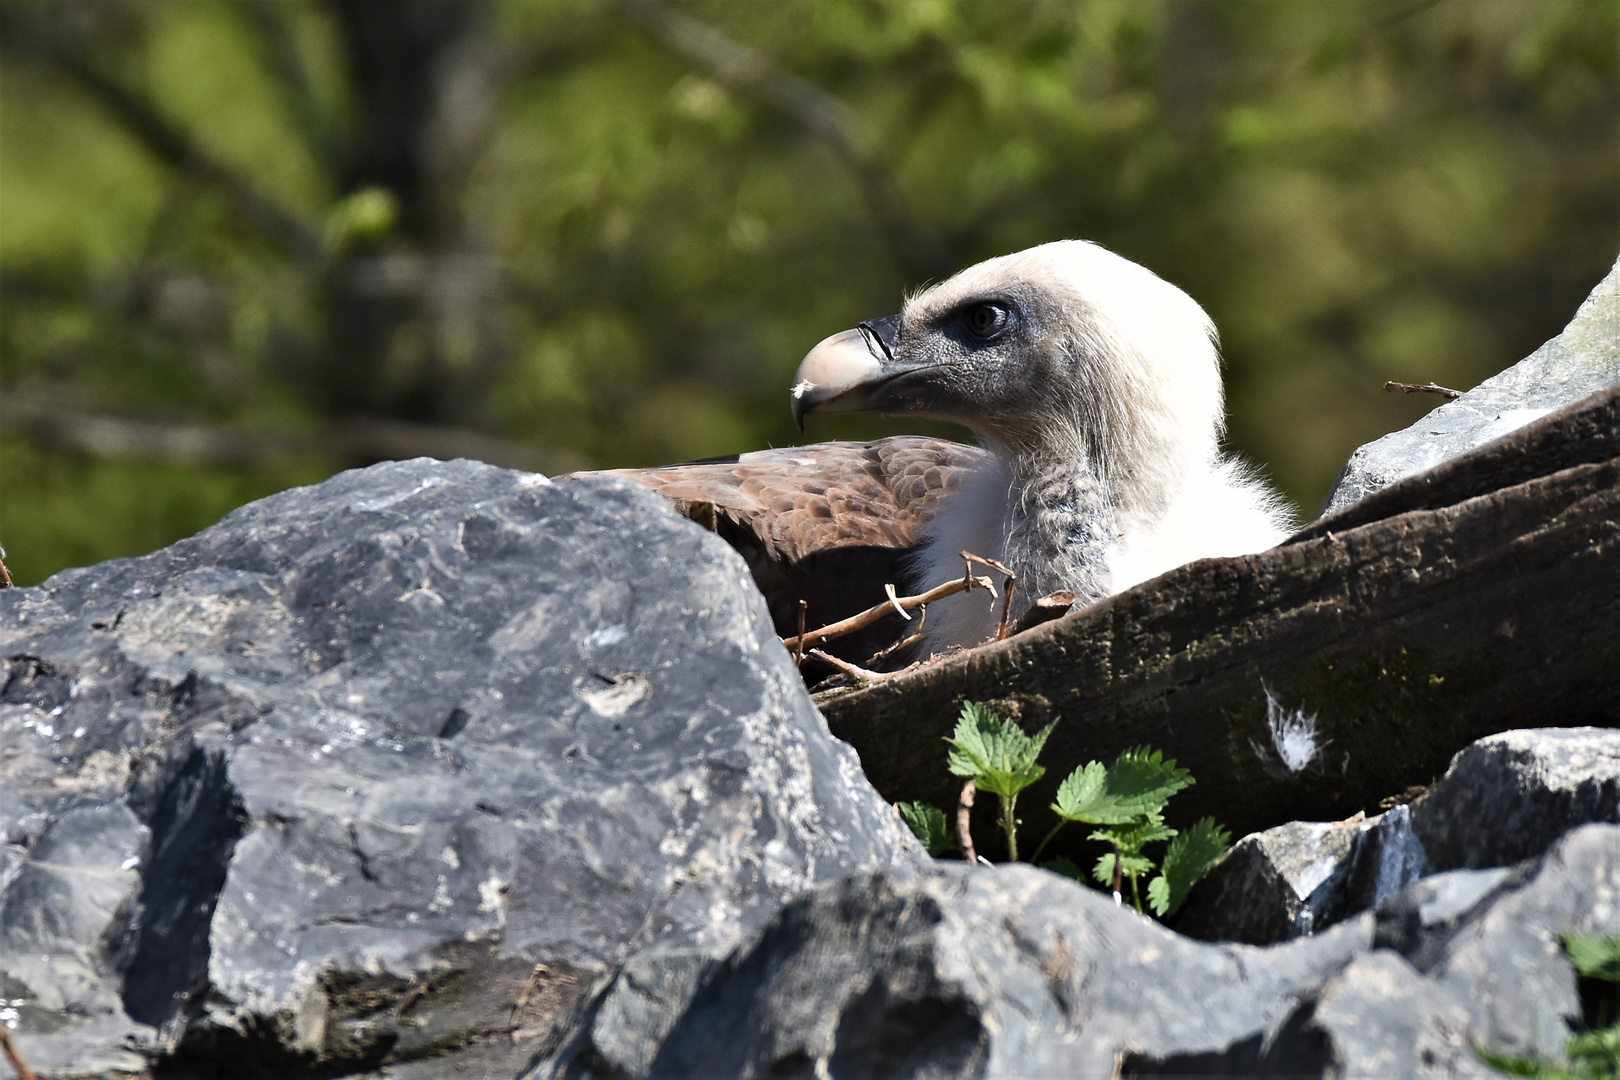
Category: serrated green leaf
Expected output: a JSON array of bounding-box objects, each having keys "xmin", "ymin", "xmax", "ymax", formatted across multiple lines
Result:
[
  {"xmin": 1051, "ymin": 747, "xmax": 1194, "ymax": 825},
  {"xmin": 1562, "ymin": 933, "xmax": 1620, "ymax": 981},
  {"xmin": 944, "ymin": 702, "xmax": 1054, "ymax": 800},
  {"xmin": 1147, "ymin": 817, "xmax": 1231, "ymax": 916},
  {"xmin": 1087, "ymin": 818, "xmax": 1175, "ymax": 850},
  {"xmin": 896, "ymin": 801, "xmax": 954, "ymax": 857},
  {"xmin": 1052, "ymin": 761, "xmax": 1121, "ymax": 822},
  {"xmin": 1091, "ymin": 851, "xmax": 1155, "ymax": 886},
  {"xmin": 1042, "ymin": 857, "xmax": 1086, "ymax": 883},
  {"xmin": 1107, "ymin": 746, "xmax": 1195, "ymax": 816}
]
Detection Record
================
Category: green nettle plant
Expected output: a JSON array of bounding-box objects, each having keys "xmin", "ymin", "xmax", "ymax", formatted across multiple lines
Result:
[
  {"xmin": 1480, "ymin": 933, "xmax": 1620, "ymax": 1079},
  {"xmin": 898, "ymin": 702, "xmax": 1231, "ymax": 919},
  {"xmin": 944, "ymin": 701, "xmax": 1056, "ymax": 862}
]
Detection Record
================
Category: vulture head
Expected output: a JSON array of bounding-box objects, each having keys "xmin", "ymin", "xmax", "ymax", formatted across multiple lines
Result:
[
  {"xmin": 792, "ymin": 240, "xmax": 1290, "ymax": 651},
  {"xmin": 794, "ymin": 241, "xmax": 1223, "ymax": 526}
]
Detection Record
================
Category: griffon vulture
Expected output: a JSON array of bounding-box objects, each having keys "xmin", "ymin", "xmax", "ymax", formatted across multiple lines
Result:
[{"xmin": 594, "ymin": 240, "xmax": 1293, "ymax": 666}]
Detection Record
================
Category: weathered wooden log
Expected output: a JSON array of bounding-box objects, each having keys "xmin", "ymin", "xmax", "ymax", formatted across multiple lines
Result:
[{"xmin": 817, "ymin": 386, "xmax": 1620, "ymax": 855}]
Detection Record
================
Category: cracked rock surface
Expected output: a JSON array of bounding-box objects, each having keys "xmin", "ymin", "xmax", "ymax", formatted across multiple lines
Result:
[
  {"xmin": 0, "ymin": 459, "xmax": 917, "ymax": 1078},
  {"xmin": 1176, "ymin": 727, "xmax": 1620, "ymax": 947},
  {"xmin": 558, "ymin": 823, "xmax": 1620, "ymax": 1079}
]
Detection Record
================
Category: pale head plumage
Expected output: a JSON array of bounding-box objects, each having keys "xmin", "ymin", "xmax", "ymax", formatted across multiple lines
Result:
[
  {"xmin": 792, "ymin": 238, "xmax": 1294, "ymax": 652},
  {"xmin": 896, "ymin": 239, "xmax": 1225, "ymax": 525}
]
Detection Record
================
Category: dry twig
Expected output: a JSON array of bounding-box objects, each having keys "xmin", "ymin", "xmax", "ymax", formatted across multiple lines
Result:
[
  {"xmin": 1384, "ymin": 380, "xmax": 1462, "ymax": 400},
  {"xmin": 781, "ymin": 566, "xmax": 995, "ymax": 654},
  {"xmin": 805, "ymin": 649, "xmax": 891, "ymax": 685},
  {"xmin": 864, "ymin": 605, "xmax": 926, "ymax": 668},
  {"xmin": 959, "ymin": 551, "xmax": 1017, "ymax": 640}
]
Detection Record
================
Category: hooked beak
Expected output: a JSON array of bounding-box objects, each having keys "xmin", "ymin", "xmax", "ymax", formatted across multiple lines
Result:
[{"xmin": 790, "ymin": 314, "xmax": 901, "ymax": 432}]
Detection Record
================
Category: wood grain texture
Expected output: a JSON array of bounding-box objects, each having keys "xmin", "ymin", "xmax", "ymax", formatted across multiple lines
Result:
[{"xmin": 817, "ymin": 387, "xmax": 1620, "ymax": 856}]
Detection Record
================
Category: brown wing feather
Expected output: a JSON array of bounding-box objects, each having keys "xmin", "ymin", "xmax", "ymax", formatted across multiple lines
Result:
[{"xmin": 566, "ymin": 437, "xmax": 989, "ymax": 665}]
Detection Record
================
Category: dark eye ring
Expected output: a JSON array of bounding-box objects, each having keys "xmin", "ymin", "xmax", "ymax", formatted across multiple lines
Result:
[{"xmin": 965, "ymin": 303, "xmax": 1009, "ymax": 340}]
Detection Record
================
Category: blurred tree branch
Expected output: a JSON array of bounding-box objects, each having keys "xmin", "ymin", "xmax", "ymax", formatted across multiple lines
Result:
[
  {"xmin": 227, "ymin": 0, "xmax": 345, "ymax": 179},
  {"xmin": 0, "ymin": 5, "xmax": 323, "ymax": 263},
  {"xmin": 0, "ymin": 394, "xmax": 586, "ymax": 476},
  {"xmin": 617, "ymin": 0, "xmax": 956, "ymax": 280}
]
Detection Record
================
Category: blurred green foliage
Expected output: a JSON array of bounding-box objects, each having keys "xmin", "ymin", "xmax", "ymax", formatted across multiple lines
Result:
[{"xmin": 2, "ymin": 0, "xmax": 1616, "ymax": 585}]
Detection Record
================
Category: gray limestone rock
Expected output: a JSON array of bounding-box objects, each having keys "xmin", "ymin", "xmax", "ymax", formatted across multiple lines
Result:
[
  {"xmin": 561, "ymin": 863, "xmax": 1376, "ymax": 1079},
  {"xmin": 1178, "ymin": 728, "xmax": 1620, "ymax": 948},
  {"xmin": 1323, "ymin": 254, "xmax": 1620, "ymax": 515},
  {"xmin": 561, "ymin": 822, "xmax": 1620, "ymax": 1078},
  {"xmin": 1413, "ymin": 727, "xmax": 1620, "ymax": 872},
  {"xmin": 0, "ymin": 458, "xmax": 917, "ymax": 1077},
  {"xmin": 1169, "ymin": 815, "xmax": 1365, "ymax": 945}
]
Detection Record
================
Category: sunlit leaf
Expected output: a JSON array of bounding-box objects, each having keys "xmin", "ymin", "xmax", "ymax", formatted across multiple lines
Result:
[
  {"xmin": 1052, "ymin": 746, "xmax": 1192, "ymax": 824},
  {"xmin": 1147, "ymin": 817, "xmax": 1231, "ymax": 917},
  {"xmin": 945, "ymin": 702, "xmax": 1054, "ymax": 801}
]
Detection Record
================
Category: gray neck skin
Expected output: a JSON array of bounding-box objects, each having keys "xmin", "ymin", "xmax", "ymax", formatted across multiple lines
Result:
[{"xmin": 999, "ymin": 448, "xmax": 1118, "ymax": 609}]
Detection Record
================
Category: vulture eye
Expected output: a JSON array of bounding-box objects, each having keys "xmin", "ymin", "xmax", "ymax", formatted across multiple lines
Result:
[{"xmin": 964, "ymin": 303, "xmax": 1010, "ymax": 341}]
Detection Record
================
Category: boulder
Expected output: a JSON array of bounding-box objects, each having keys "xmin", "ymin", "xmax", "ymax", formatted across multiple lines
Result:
[
  {"xmin": 1177, "ymin": 727, "xmax": 1620, "ymax": 946},
  {"xmin": 1169, "ymin": 813, "xmax": 1368, "ymax": 945},
  {"xmin": 556, "ymin": 823, "xmax": 1620, "ymax": 1077},
  {"xmin": 1414, "ymin": 727, "xmax": 1620, "ymax": 872},
  {"xmin": 0, "ymin": 459, "xmax": 917, "ymax": 1078},
  {"xmin": 1321, "ymin": 253, "xmax": 1620, "ymax": 515}
]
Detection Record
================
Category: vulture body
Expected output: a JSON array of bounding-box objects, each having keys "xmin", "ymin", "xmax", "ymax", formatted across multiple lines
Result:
[{"xmin": 589, "ymin": 240, "xmax": 1294, "ymax": 665}]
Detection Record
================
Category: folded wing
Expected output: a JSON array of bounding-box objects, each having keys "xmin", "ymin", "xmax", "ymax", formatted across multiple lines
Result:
[{"xmin": 576, "ymin": 436, "xmax": 990, "ymax": 664}]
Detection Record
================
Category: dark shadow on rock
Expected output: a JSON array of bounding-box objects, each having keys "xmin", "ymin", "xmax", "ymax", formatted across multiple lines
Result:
[{"xmin": 119, "ymin": 746, "xmax": 247, "ymax": 1033}]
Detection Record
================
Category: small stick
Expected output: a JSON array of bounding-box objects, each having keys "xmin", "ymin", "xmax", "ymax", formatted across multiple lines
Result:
[
  {"xmin": 995, "ymin": 574, "xmax": 1016, "ymax": 640},
  {"xmin": 957, "ymin": 552, "xmax": 1000, "ymax": 601},
  {"xmin": 1111, "ymin": 845, "xmax": 1124, "ymax": 906},
  {"xmin": 864, "ymin": 605, "xmax": 926, "ymax": 666},
  {"xmin": 782, "ymin": 570, "xmax": 994, "ymax": 653},
  {"xmin": 0, "ymin": 1027, "xmax": 39, "ymax": 1080},
  {"xmin": 863, "ymin": 633, "xmax": 924, "ymax": 668},
  {"xmin": 960, "ymin": 551, "xmax": 1013, "ymax": 579},
  {"xmin": 1384, "ymin": 380, "xmax": 1461, "ymax": 399},
  {"xmin": 806, "ymin": 648, "xmax": 889, "ymax": 684},
  {"xmin": 0, "ymin": 545, "xmax": 13, "ymax": 589},
  {"xmin": 795, "ymin": 600, "xmax": 808, "ymax": 667},
  {"xmin": 960, "ymin": 551, "xmax": 1017, "ymax": 639},
  {"xmin": 956, "ymin": 780, "xmax": 978, "ymax": 865}
]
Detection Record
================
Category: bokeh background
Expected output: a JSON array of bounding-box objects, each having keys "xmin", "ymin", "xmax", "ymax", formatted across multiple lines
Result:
[{"xmin": 2, "ymin": 0, "xmax": 1616, "ymax": 585}]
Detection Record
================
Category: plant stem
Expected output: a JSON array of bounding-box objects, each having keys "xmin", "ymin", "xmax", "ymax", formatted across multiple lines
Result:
[
  {"xmin": 1029, "ymin": 820, "xmax": 1068, "ymax": 864},
  {"xmin": 1130, "ymin": 873, "xmax": 1142, "ymax": 913},
  {"xmin": 1111, "ymin": 844, "xmax": 1123, "ymax": 901},
  {"xmin": 1001, "ymin": 794, "xmax": 1019, "ymax": 862},
  {"xmin": 956, "ymin": 780, "xmax": 978, "ymax": 865}
]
